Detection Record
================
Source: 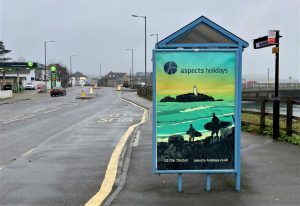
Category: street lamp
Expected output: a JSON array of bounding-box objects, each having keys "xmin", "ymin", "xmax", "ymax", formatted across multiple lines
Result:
[
  {"xmin": 44, "ymin": 40, "xmax": 55, "ymax": 89},
  {"xmin": 96, "ymin": 61, "xmax": 102, "ymax": 80},
  {"xmin": 132, "ymin": 14, "xmax": 147, "ymax": 85},
  {"xmin": 70, "ymin": 54, "xmax": 76, "ymax": 87},
  {"xmin": 267, "ymin": 67, "xmax": 273, "ymax": 83},
  {"xmin": 126, "ymin": 49, "xmax": 134, "ymax": 85},
  {"xmin": 70, "ymin": 54, "xmax": 77, "ymax": 75},
  {"xmin": 150, "ymin": 33, "xmax": 159, "ymax": 43}
]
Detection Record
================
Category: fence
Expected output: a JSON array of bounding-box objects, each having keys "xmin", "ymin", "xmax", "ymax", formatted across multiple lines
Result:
[
  {"xmin": 242, "ymin": 97, "xmax": 300, "ymax": 136},
  {"xmin": 243, "ymin": 82, "xmax": 300, "ymax": 89}
]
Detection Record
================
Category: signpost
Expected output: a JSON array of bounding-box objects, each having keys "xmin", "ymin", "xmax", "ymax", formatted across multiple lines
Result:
[
  {"xmin": 153, "ymin": 16, "xmax": 248, "ymax": 192},
  {"xmin": 254, "ymin": 30, "xmax": 281, "ymax": 140},
  {"xmin": 50, "ymin": 66, "xmax": 57, "ymax": 89}
]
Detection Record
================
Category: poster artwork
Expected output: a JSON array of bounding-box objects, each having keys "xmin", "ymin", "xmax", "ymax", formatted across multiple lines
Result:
[{"xmin": 155, "ymin": 51, "xmax": 236, "ymax": 171}]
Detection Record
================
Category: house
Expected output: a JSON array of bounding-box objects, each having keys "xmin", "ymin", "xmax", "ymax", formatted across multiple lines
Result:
[
  {"xmin": 69, "ymin": 71, "xmax": 88, "ymax": 86},
  {"xmin": 102, "ymin": 71, "xmax": 128, "ymax": 87}
]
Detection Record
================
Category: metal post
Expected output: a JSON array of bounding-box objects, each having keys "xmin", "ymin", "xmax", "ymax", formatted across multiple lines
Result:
[
  {"xmin": 100, "ymin": 63, "xmax": 102, "ymax": 80},
  {"xmin": 70, "ymin": 54, "xmax": 76, "ymax": 87},
  {"xmin": 44, "ymin": 41, "xmax": 54, "ymax": 90},
  {"xmin": 144, "ymin": 16, "xmax": 147, "ymax": 86},
  {"xmin": 206, "ymin": 174, "xmax": 211, "ymax": 192},
  {"xmin": 44, "ymin": 42, "xmax": 47, "ymax": 88},
  {"xmin": 273, "ymin": 31, "xmax": 280, "ymax": 140},
  {"xmin": 131, "ymin": 49, "xmax": 134, "ymax": 85},
  {"xmin": 235, "ymin": 172, "xmax": 241, "ymax": 191},
  {"xmin": 2, "ymin": 70, "xmax": 5, "ymax": 85},
  {"xmin": 16, "ymin": 69, "xmax": 19, "ymax": 93},
  {"xmin": 178, "ymin": 173, "xmax": 182, "ymax": 192}
]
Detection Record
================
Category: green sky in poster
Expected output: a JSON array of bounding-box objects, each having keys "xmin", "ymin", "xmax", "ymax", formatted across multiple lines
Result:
[{"xmin": 156, "ymin": 51, "xmax": 236, "ymax": 100}]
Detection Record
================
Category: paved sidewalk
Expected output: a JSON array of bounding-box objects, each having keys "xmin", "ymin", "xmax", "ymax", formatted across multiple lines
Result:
[
  {"xmin": 110, "ymin": 92, "xmax": 300, "ymax": 206},
  {"xmin": 0, "ymin": 90, "xmax": 48, "ymax": 105}
]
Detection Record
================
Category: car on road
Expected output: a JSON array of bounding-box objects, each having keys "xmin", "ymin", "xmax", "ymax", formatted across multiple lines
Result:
[
  {"xmin": 24, "ymin": 82, "xmax": 35, "ymax": 90},
  {"xmin": 50, "ymin": 87, "xmax": 66, "ymax": 97}
]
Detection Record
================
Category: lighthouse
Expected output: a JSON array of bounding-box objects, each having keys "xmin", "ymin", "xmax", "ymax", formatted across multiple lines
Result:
[{"xmin": 193, "ymin": 85, "xmax": 198, "ymax": 96}]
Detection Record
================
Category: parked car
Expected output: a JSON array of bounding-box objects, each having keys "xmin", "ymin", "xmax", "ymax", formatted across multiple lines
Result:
[
  {"xmin": 50, "ymin": 87, "xmax": 66, "ymax": 97},
  {"xmin": 3, "ymin": 84, "xmax": 12, "ymax": 90},
  {"xmin": 24, "ymin": 82, "xmax": 35, "ymax": 90}
]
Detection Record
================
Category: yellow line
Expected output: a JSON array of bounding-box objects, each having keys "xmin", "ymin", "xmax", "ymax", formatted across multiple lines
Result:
[{"xmin": 84, "ymin": 100, "xmax": 147, "ymax": 206}]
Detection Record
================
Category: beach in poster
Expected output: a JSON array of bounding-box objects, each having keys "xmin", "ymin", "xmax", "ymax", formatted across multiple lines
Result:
[{"xmin": 155, "ymin": 51, "xmax": 237, "ymax": 171}]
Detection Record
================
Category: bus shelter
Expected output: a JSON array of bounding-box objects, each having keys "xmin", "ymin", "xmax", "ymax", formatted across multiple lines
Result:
[{"xmin": 152, "ymin": 16, "xmax": 248, "ymax": 192}]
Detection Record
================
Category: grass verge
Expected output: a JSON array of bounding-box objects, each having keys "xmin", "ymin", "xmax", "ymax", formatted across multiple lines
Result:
[{"xmin": 242, "ymin": 113, "xmax": 300, "ymax": 145}]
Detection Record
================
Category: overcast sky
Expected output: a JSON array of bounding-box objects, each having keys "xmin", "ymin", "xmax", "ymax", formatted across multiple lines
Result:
[{"xmin": 1, "ymin": 0, "xmax": 299, "ymax": 81}]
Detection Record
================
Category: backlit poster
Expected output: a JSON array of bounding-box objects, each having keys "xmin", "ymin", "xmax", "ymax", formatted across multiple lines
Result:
[{"xmin": 154, "ymin": 50, "xmax": 237, "ymax": 171}]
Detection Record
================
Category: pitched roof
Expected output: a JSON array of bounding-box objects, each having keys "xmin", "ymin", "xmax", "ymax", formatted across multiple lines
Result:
[
  {"xmin": 104, "ymin": 71, "xmax": 126, "ymax": 79},
  {"xmin": 70, "ymin": 71, "xmax": 87, "ymax": 78},
  {"xmin": 157, "ymin": 16, "xmax": 248, "ymax": 49}
]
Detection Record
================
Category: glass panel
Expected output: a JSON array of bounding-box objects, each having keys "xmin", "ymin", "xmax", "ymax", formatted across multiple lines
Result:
[{"xmin": 170, "ymin": 23, "xmax": 236, "ymax": 44}]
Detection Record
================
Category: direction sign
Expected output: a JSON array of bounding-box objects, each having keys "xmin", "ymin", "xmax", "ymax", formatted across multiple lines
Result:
[
  {"xmin": 253, "ymin": 36, "xmax": 272, "ymax": 49},
  {"xmin": 268, "ymin": 30, "xmax": 277, "ymax": 44}
]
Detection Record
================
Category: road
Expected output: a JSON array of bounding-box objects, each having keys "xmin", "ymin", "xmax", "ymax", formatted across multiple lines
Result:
[{"xmin": 0, "ymin": 87, "xmax": 143, "ymax": 205}]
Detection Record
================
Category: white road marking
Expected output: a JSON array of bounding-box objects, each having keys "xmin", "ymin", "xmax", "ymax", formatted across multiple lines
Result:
[
  {"xmin": 85, "ymin": 99, "xmax": 147, "ymax": 206},
  {"xmin": 21, "ymin": 148, "xmax": 36, "ymax": 157},
  {"xmin": 44, "ymin": 108, "xmax": 62, "ymax": 113},
  {"xmin": 0, "ymin": 165, "xmax": 7, "ymax": 170},
  {"xmin": 65, "ymin": 103, "xmax": 79, "ymax": 108},
  {"xmin": 11, "ymin": 115, "xmax": 25, "ymax": 119},
  {"xmin": 3, "ymin": 114, "xmax": 35, "ymax": 124},
  {"xmin": 32, "ymin": 108, "xmax": 47, "ymax": 113},
  {"xmin": 133, "ymin": 130, "xmax": 140, "ymax": 147}
]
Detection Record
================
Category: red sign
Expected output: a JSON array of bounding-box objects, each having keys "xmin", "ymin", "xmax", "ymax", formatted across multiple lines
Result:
[{"xmin": 268, "ymin": 30, "xmax": 277, "ymax": 44}]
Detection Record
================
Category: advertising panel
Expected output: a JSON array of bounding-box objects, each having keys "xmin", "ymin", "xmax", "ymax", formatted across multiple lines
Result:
[{"xmin": 154, "ymin": 50, "xmax": 237, "ymax": 172}]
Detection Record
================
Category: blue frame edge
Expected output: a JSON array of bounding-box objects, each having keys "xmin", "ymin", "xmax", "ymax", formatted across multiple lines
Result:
[{"xmin": 152, "ymin": 48, "xmax": 241, "ymax": 176}]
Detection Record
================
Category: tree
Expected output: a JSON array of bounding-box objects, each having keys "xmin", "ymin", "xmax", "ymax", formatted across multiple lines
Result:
[{"xmin": 0, "ymin": 41, "xmax": 12, "ymax": 62}]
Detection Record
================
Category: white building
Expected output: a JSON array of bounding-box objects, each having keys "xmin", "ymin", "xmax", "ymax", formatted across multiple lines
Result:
[{"xmin": 69, "ymin": 71, "xmax": 87, "ymax": 86}]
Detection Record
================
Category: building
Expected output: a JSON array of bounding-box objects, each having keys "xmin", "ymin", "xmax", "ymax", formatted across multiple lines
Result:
[
  {"xmin": 135, "ymin": 72, "xmax": 152, "ymax": 85},
  {"xmin": 69, "ymin": 71, "xmax": 88, "ymax": 86},
  {"xmin": 102, "ymin": 71, "xmax": 128, "ymax": 87},
  {"xmin": 0, "ymin": 62, "xmax": 44, "ymax": 90}
]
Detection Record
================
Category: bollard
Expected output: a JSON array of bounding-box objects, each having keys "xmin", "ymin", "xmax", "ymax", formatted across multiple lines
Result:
[
  {"xmin": 81, "ymin": 90, "xmax": 86, "ymax": 97},
  {"xmin": 89, "ymin": 87, "xmax": 94, "ymax": 95}
]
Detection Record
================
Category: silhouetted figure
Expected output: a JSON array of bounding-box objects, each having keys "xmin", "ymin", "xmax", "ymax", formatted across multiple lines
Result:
[
  {"xmin": 186, "ymin": 124, "xmax": 196, "ymax": 143},
  {"xmin": 211, "ymin": 113, "xmax": 220, "ymax": 139}
]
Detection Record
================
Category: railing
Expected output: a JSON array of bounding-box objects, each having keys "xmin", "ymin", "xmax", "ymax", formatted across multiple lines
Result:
[
  {"xmin": 242, "ymin": 97, "xmax": 300, "ymax": 136},
  {"xmin": 243, "ymin": 82, "xmax": 300, "ymax": 89}
]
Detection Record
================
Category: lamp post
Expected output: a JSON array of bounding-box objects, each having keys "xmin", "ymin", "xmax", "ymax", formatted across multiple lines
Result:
[
  {"xmin": 96, "ymin": 61, "xmax": 102, "ymax": 84},
  {"xmin": 70, "ymin": 54, "xmax": 76, "ymax": 86},
  {"xmin": 132, "ymin": 14, "xmax": 147, "ymax": 85},
  {"xmin": 44, "ymin": 40, "xmax": 55, "ymax": 89},
  {"xmin": 70, "ymin": 54, "xmax": 77, "ymax": 75},
  {"xmin": 126, "ymin": 49, "xmax": 134, "ymax": 85},
  {"xmin": 150, "ymin": 33, "xmax": 159, "ymax": 43}
]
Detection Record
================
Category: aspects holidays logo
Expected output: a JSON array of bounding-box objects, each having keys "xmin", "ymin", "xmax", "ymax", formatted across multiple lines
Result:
[{"xmin": 164, "ymin": 61, "xmax": 177, "ymax": 75}]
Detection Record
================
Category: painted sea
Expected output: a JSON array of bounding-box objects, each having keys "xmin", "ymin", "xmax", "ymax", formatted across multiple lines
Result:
[{"xmin": 156, "ymin": 96, "xmax": 235, "ymax": 142}]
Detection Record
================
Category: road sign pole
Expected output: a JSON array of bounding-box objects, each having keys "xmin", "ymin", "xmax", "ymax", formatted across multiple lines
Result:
[{"xmin": 273, "ymin": 31, "xmax": 280, "ymax": 140}]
